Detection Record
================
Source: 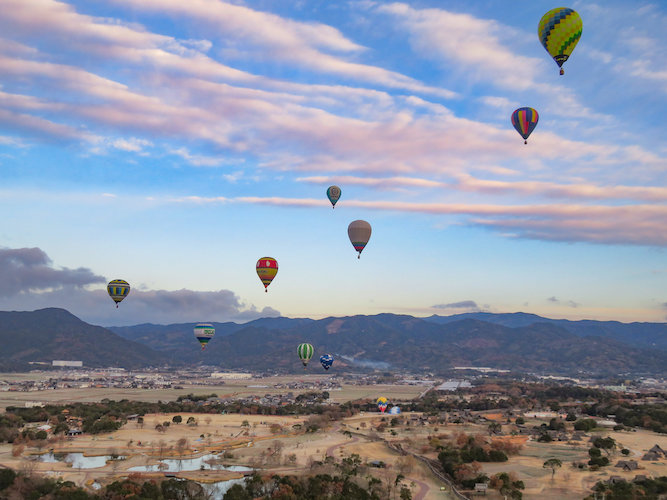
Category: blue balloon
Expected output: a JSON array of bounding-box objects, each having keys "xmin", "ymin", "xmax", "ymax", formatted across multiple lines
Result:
[
  {"xmin": 320, "ymin": 354, "xmax": 334, "ymax": 370},
  {"xmin": 388, "ymin": 406, "xmax": 401, "ymax": 415}
]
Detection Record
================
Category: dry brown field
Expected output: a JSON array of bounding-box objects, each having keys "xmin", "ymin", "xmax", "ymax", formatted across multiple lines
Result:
[
  {"xmin": 0, "ymin": 411, "xmax": 456, "ymax": 499},
  {"xmin": 0, "ymin": 372, "xmax": 426, "ymax": 411},
  {"xmin": 476, "ymin": 426, "xmax": 667, "ymax": 499}
]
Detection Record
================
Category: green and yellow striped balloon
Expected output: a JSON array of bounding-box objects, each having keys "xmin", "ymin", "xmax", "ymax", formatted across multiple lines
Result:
[
  {"xmin": 297, "ymin": 343, "xmax": 314, "ymax": 368},
  {"xmin": 538, "ymin": 7, "xmax": 582, "ymax": 75}
]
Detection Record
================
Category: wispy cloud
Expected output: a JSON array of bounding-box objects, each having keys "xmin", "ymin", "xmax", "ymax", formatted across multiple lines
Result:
[
  {"xmin": 169, "ymin": 147, "xmax": 226, "ymax": 167},
  {"xmin": 376, "ymin": 2, "xmax": 543, "ymax": 91},
  {"xmin": 547, "ymin": 296, "xmax": 580, "ymax": 308},
  {"xmin": 298, "ymin": 173, "xmax": 667, "ymax": 202},
  {"xmin": 112, "ymin": 137, "xmax": 153, "ymax": 152},
  {"xmin": 432, "ymin": 300, "xmax": 479, "ymax": 310},
  {"xmin": 163, "ymin": 194, "xmax": 667, "ymax": 246},
  {"xmin": 108, "ymin": 0, "xmax": 456, "ymax": 98}
]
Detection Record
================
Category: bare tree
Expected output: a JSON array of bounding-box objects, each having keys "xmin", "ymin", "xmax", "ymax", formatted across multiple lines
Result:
[
  {"xmin": 175, "ymin": 438, "xmax": 189, "ymax": 460},
  {"xmin": 157, "ymin": 440, "xmax": 168, "ymax": 461}
]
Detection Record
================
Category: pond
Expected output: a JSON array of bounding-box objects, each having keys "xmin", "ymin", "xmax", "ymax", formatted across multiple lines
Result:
[
  {"xmin": 38, "ymin": 452, "xmax": 126, "ymax": 469},
  {"xmin": 127, "ymin": 453, "xmax": 252, "ymax": 473},
  {"xmin": 200, "ymin": 477, "xmax": 247, "ymax": 499}
]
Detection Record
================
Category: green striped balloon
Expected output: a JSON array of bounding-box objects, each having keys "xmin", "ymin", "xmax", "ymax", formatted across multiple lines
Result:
[{"xmin": 297, "ymin": 343, "xmax": 314, "ymax": 367}]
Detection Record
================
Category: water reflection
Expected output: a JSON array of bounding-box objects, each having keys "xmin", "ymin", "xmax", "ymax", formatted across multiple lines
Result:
[
  {"xmin": 128, "ymin": 453, "xmax": 252, "ymax": 473},
  {"xmin": 201, "ymin": 478, "xmax": 247, "ymax": 499},
  {"xmin": 38, "ymin": 452, "xmax": 126, "ymax": 469}
]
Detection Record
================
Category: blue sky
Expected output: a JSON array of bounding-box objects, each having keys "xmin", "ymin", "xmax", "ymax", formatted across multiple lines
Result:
[{"xmin": 0, "ymin": 0, "xmax": 665, "ymax": 326}]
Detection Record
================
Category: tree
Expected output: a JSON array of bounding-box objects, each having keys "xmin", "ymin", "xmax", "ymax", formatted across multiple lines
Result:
[
  {"xmin": 223, "ymin": 483, "xmax": 252, "ymax": 500},
  {"xmin": 543, "ymin": 458, "xmax": 562, "ymax": 478},
  {"xmin": 491, "ymin": 472, "xmax": 524, "ymax": 499},
  {"xmin": 175, "ymin": 438, "xmax": 189, "ymax": 460},
  {"xmin": 488, "ymin": 422, "xmax": 502, "ymax": 435},
  {"xmin": 574, "ymin": 419, "xmax": 597, "ymax": 432},
  {"xmin": 0, "ymin": 468, "xmax": 16, "ymax": 491},
  {"xmin": 172, "ymin": 415, "xmax": 182, "ymax": 424},
  {"xmin": 593, "ymin": 436, "xmax": 616, "ymax": 456}
]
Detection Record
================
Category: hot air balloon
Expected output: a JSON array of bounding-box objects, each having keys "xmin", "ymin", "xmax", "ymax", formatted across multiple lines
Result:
[
  {"xmin": 388, "ymin": 406, "xmax": 401, "ymax": 415},
  {"xmin": 297, "ymin": 343, "xmax": 314, "ymax": 368},
  {"xmin": 327, "ymin": 186, "xmax": 341, "ymax": 208},
  {"xmin": 511, "ymin": 107, "xmax": 539, "ymax": 144},
  {"xmin": 348, "ymin": 220, "xmax": 371, "ymax": 259},
  {"xmin": 194, "ymin": 323, "xmax": 215, "ymax": 351},
  {"xmin": 107, "ymin": 279, "xmax": 130, "ymax": 308},
  {"xmin": 377, "ymin": 396, "xmax": 388, "ymax": 413},
  {"xmin": 256, "ymin": 257, "xmax": 278, "ymax": 292},
  {"xmin": 320, "ymin": 354, "xmax": 334, "ymax": 370},
  {"xmin": 538, "ymin": 7, "xmax": 582, "ymax": 75}
]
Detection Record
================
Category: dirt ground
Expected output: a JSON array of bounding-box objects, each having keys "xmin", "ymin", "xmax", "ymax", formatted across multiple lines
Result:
[
  {"xmin": 0, "ymin": 411, "xmax": 459, "ymax": 499},
  {"xmin": 477, "ymin": 429, "xmax": 667, "ymax": 500}
]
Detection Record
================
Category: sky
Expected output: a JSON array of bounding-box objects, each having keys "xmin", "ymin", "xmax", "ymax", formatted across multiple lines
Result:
[{"xmin": 0, "ymin": 0, "xmax": 665, "ymax": 326}]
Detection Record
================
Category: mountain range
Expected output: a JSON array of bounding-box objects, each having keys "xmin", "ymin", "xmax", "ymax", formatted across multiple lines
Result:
[
  {"xmin": 1, "ymin": 308, "xmax": 665, "ymax": 375},
  {"xmin": 0, "ymin": 308, "xmax": 167, "ymax": 370}
]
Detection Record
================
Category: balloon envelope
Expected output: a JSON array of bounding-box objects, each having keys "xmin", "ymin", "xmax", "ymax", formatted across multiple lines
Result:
[
  {"xmin": 256, "ymin": 257, "xmax": 278, "ymax": 292},
  {"xmin": 320, "ymin": 354, "xmax": 334, "ymax": 370},
  {"xmin": 538, "ymin": 7, "xmax": 582, "ymax": 74},
  {"xmin": 327, "ymin": 186, "xmax": 341, "ymax": 208},
  {"xmin": 511, "ymin": 107, "xmax": 539, "ymax": 143},
  {"xmin": 194, "ymin": 323, "xmax": 215, "ymax": 351},
  {"xmin": 388, "ymin": 406, "xmax": 401, "ymax": 415},
  {"xmin": 348, "ymin": 220, "xmax": 371, "ymax": 258},
  {"xmin": 297, "ymin": 343, "xmax": 314, "ymax": 367},
  {"xmin": 107, "ymin": 279, "xmax": 130, "ymax": 308}
]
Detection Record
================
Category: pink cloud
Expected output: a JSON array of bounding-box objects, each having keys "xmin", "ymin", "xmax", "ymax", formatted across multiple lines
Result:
[
  {"xmin": 377, "ymin": 2, "xmax": 542, "ymax": 90},
  {"xmin": 106, "ymin": 0, "xmax": 456, "ymax": 97},
  {"xmin": 169, "ymin": 195, "xmax": 666, "ymax": 247}
]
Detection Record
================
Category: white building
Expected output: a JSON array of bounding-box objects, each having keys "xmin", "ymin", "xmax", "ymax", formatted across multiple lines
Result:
[
  {"xmin": 52, "ymin": 360, "xmax": 83, "ymax": 367},
  {"xmin": 211, "ymin": 372, "xmax": 253, "ymax": 379}
]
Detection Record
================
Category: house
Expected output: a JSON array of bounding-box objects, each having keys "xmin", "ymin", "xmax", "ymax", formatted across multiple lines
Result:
[
  {"xmin": 632, "ymin": 475, "xmax": 649, "ymax": 483},
  {"xmin": 642, "ymin": 451, "xmax": 661, "ymax": 461},
  {"xmin": 648, "ymin": 444, "xmax": 666, "ymax": 457},
  {"xmin": 615, "ymin": 460, "xmax": 639, "ymax": 471},
  {"xmin": 474, "ymin": 483, "xmax": 488, "ymax": 495},
  {"xmin": 607, "ymin": 476, "xmax": 626, "ymax": 485}
]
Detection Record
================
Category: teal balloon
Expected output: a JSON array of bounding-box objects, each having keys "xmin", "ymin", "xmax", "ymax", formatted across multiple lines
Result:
[{"xmin": 327, "ymin": 185, "xmax": 341, "ymax": 208}]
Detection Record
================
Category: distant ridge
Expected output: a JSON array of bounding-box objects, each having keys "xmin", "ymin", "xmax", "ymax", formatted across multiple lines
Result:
[
  {"xmin": 425, "ymin": 312, "xmax": 667, "ymax": 350},
  {"xmin": 0, "ymin": 308, "xmax": 167, "ymax": 369},
  {"xmin": 109, "ymin": 312, "xmax": 666, "ymax": 376},
  {"xmin": 1, "ymin": 309, "xmax": 665, "ymax": 375}
]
